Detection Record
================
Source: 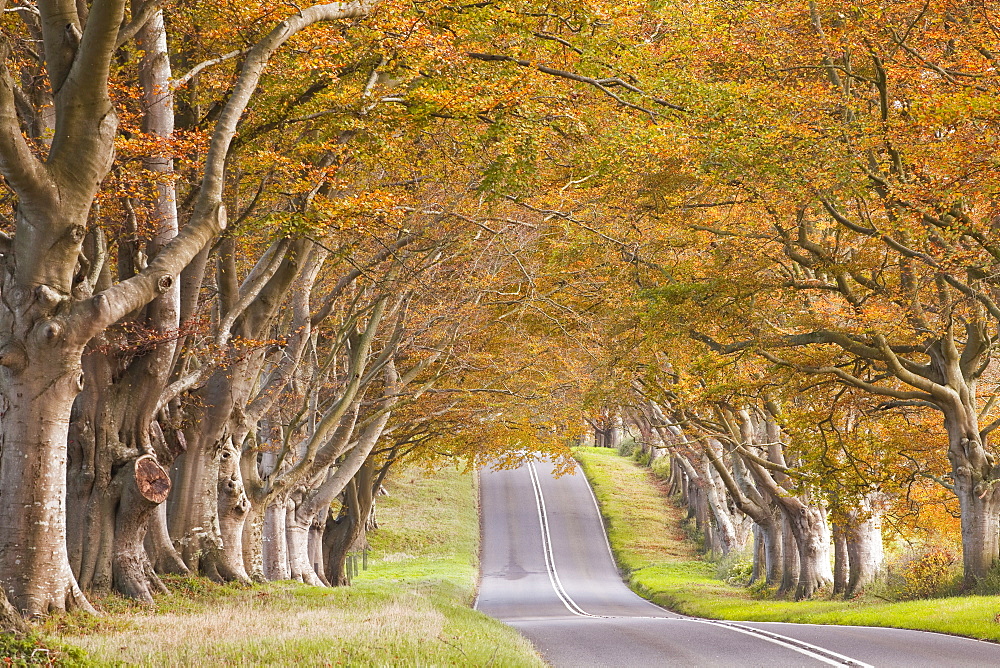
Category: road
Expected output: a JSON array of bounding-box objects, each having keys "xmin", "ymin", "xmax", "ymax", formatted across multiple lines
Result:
[{"xmin": 475, "ymin": 461, "xmax": 1000, "ymax": 667}]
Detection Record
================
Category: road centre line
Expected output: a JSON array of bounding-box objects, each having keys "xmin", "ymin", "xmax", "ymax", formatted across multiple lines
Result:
[
  {"xmin": 526, "ymin": 463, "xmax": 873, "ymax": 667},
  {"xmin": 688, "ymin": 619, "xmax": 873, "ymax": 668},
  {"xmin": 527, "ymin": 462, "xmax": 596, "ymax": 618}
]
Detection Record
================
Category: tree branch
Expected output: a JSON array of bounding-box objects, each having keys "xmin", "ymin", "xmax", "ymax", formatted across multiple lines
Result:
[
  {"xmin": 466, "ymin": 52, "xmax": 687, "ymax": 115},
  {"xmin": 79, "ymin": 2, "xmax": 376, "ymax": 337}
]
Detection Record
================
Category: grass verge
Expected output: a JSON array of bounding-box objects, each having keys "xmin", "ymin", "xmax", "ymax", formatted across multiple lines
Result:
[
  {"xmin": 574, "ymin": 446, "xmax": 1000, "ymax": 643},
  {"xmin": 12, "ymin": 466, "xmax": 542, "ymax": 667}
]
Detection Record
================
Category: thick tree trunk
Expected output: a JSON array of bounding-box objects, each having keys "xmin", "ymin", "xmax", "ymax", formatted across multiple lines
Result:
[
  {"xmin": 749, "ymin": 526, "xmax": 764, "ymax": 585},
  {"xmin": 263, "ymin": 498, "xmax": 291, "ymax": 580},
  {"xmin": 169, "ymin": 371, "xmax": 235, "ymax": 578},
  {"xmin": 758, "ymin": 512, "xmax": 782, "ymax": 586},
  {"xmin": 935, "ymin": 348, "xmax": 1000, "ymax": 588},
  {"xmin": 0, "ymin": 357, "xmax": 95, "ymax": 616},
  {"xmin": 323, "ymin": 464, "xmax": 376, "ymax": 587},
  {"xmin": 214, "ymin": 443, "xmax": 251, "ymax": 583},
  {"xmin": 310, "ymin": 509, "xmax": 330, "ymax": 586},
  {"xmin": 777, "ymin": 514, "xmax": 799, "ymax": 598},
  {"xmin": 112, "ymin": 456, "xmax": 171, "ymax": 603},
  {"xmin": 954, "ymin": 474, "xmax": 1000, "ymax": 587},
  {"xmin": 832, "ymin": 523, "xmax": 848, "ymax": 596},
  {"xmin": 667, "ymin": 456, "xmax": 685, "ymax": 496},
  {"xmin": 286, "ymin": 491, "xmax": 324, "ymax": 587},
  {"xmin": 242, "ymin": 502, "xmax": 268, "ymax": 583},
  {"xmin": 791, "ymin": 504, "xmax": 833, "ymax": 600},
  {"xmin": 845, "ymin": 510, "xmax": 883, "ymax": 597},
  {"xmin": 944, "ymin": 416, "xmax": 1000, "ymax": 587}
]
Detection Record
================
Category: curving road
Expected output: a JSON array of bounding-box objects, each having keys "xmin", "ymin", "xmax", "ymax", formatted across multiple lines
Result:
[{"xmin": 475, "ymin": 461, "xmax": 1000, "ymax": 667}]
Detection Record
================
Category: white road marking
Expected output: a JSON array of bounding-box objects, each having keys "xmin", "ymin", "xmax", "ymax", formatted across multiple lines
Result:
[
  {"xmin": 523, "ymin": 463, "xmax": 874, "ymax": 667},
  {"xmin": 689, "ymin": 619, "xmax": 874, "ymax": 668},
  {"xmin": 528, "ymin": 462, "xmax": 596, "ymax": 617}
]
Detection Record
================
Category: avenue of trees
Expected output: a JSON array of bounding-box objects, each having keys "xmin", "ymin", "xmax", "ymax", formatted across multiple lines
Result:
[{"xmin": 1, "ymin": 0, "xmax": 999, "ymax": 626}]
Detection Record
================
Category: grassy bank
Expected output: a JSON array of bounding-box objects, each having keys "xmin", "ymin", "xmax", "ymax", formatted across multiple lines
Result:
[
  {"xmin": 10, "ymin": 466, "xmax": 542, "ymax": 667},
  {"xmin": 574, "ymin": 446, "xmax": 1000, "ymax": 643}
]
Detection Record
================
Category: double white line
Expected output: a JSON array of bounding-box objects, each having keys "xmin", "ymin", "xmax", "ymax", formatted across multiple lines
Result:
[
  {"xmin": 525, "ymin": 462, "xmax": 872, "ymax": 667},
  {"xmin": 527, "ymin": 462, "xmax": 599, "ymax": 618}
]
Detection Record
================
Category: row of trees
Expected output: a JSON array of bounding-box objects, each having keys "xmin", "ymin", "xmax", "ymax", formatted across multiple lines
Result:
[
  {"xmin": 562, "ymin": 0, "xmax": 1000, "ymax": 595},
  {"xmin": 0, "ymin": 0, "xmax": 602, "ymax": 623},
  {"xmin": 2, "ymin": 0, "xmax": 998, "ymax": 623}
]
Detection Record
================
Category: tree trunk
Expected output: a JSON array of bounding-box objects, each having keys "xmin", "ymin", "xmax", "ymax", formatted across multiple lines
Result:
[
  {"xmin": 213, "ymin": 442, "xmax": 251, "ymax": 583},
  {"xmin": 323, "ymin": 464, "xmax": 376, "ymax": 587},
  {"xmin": 0, "ymin": 587, "xmax": 25, "ymax": 634},
  {"xmin": 263, "ymin": 497, "xmax": 291, "ymax": 580},
  {"xmin": 944, "ymin": 411, "xmax": 1000, "ymax": 587},
  {"xmin": 954, "ymin": 472, "xmax": 1000, "ymax": 587},
  {"xmin": 309, "ymin": 508, "xmax": 331, "ymax": 587},
  {"xmin": 286, "ymin": 490, "xmax": 325, "ymax": 587},
  {"xmin": 169, "ymin": 370, "xmax": 236, "ymax": 578},
  {"xmin": 0, "ymin": 350, "xmax": 95, "ymax": 616},
  {"xmin": 242, "ymin": 501, "xmax": 268, "ymax": 583},
  {"xmin": 749, "ymin": 525, "xmax": 764, "ymax": 585},
  {"xmin": 777, "ymin": 513, "xmax": 799, "ymax": 598},
  {"xmin": 112, "ymin": 456, "xmax": 171, "ymax": 603},
  {"xmin": 758, "ymin": 511, "xmax": 782, "ymax": 586},
  {"xmin": 702, "ymin": 444, "xmax": 746, "ymax": 556},
  {"xmin": 146, "ymin": 501, "xmax": 189, "ymax": 575},
  {"xmin": 846, "ymin": 509, "xmax": 883, "ymax": 597},
  {"xmin": 832, "ymin": 522, "xmax": 848, "ymax": 596},
  {"xmin": 791, "ymin": 504, "xmax": 833, "ymax": 600}
]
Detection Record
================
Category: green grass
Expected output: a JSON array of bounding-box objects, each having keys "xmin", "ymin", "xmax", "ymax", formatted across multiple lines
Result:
[
  {"xmin": 574, "ymin": 446, "xmax": 1000, "ymax": 643},
  {"xmin": 21, "ymin": 466, "xmax": 542, "ymax": 667}
]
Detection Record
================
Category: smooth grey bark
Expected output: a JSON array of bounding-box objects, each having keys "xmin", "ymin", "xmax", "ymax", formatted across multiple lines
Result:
[
  {"xmin": 286, "ymin": 487, "xmax": 324, "ymax": 586},
  {"xmin": 263, "ymin": 495, "xmax": 291, "ymax": 580},
  {"xmin": 0, "ymin": 587, "xmax": 25, "ymax": 633},
  {"xmin": 845, "ymin": 507, "xmax": 884, "ymax": 597},
  {"xmin": 832, "ymin": 523, "xmax": 848, "ymax": 596},
  {"xmin": 778, "ymin": 513, "xmax": 800, "ymax": 598},
  {"xmin": 0, "ymin": 0, "xmax": 375, "ymax": 616},
  {"xmin": 323, "ymin": 460, "xmax": 377, "ymax": 586}
]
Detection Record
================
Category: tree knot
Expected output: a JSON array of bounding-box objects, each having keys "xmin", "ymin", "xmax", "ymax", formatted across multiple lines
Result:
[
  {"xmin": 68, "ymin": 224, "xmax": 86, "ymax": 244},
  {"xmin": 0, "ymin": 342, "xmax": 27, "ymax": 372},
  {"xmin": 35, "ymin": 285, "xmax": 67, "ymax": 310},
  {"xmin": 37, "ymin": 319, "xmax": 63, "ymax": 345}
]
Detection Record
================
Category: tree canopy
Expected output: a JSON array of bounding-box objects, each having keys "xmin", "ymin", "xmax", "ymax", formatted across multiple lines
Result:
[{"xmin": 1, "ymin": 0, "xmax": 999, "ymax": 620}]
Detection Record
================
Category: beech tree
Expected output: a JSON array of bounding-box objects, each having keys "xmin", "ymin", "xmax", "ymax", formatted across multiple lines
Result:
[
  {"xmin": 0, "ymin": 0, "xmax": 376, "ymax": 617},
  {"xmin": 518, "ymin": 0, "xmax": 1000, "ymax": 588}
]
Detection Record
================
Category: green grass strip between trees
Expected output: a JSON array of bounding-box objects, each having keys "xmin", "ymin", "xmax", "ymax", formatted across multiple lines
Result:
[{"xmin": 574, "ymin": 447, "xmax": 1000, "ymax": 643}]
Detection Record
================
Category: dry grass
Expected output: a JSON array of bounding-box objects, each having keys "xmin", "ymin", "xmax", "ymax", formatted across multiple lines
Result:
[
  {"xmin": 41, "ymin": 465, "xmax": 543, "ymax": 667},
  {"xmin": 71, "ymin": 589, "xmax": 449, "ymax": 665}
]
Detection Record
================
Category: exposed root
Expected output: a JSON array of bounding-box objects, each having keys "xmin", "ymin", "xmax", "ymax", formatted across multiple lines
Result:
[{"xmin": 0, "ymin": 587, "xmax": 26, "ymax": 633}]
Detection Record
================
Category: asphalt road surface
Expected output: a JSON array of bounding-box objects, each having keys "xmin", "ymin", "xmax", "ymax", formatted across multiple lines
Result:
[{"xmin": 475, "ymin": 460, "xmax": 1000, "ymax": 667}]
